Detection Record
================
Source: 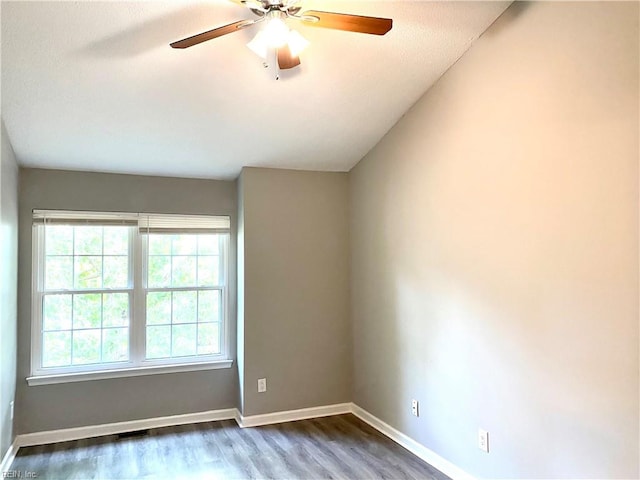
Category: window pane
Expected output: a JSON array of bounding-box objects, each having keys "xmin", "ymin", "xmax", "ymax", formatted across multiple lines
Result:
[
  {"xmin": 146, "ymin": 292, "xmax": 171, "ymax": 325},
  {"xmin": 103, "ymin": 256, "xmax": 128, "ymax": 288},
  {"xmin": 148, "ymin": 256, "xmax": 170, "ymax": 288},
  {"xmin": 43, "ymin": 294, "xmax": 72, "ymax": 331},
  {"xmin": 172, "ymin": 324, "xmax": 196, "ymax": 357},
  {"xmin": 103, "ymin": 293, "xmax": 129, "ymax": 327},
  {"xmin": 45, "ymin": 226, "xmax": 72, "ymax": 255},
  {"xmin": 148, "ymin": 235, "xmax": 171, "ymax": 255},
  {"xmin": 42, "ymin": 332, "xmax": 71, "ymax": 367},
  {"xmin": 73, "ymin": 294, "xmax": 102, "ymax": 329},
  {"xmin": 45, "ymin": 256, "xmax": 73, "ymax": 290},
  {"xmin": 197, "ymin": 256, "xmax": 219, "ymax": 286},
  {"xmin": 72, "ymin": 329, "xmax": 101, "ymax": 365},
  {"xmin": 102, "ymin": 328, "xmax": 129, "ymax": 362},
  {"xmin": 103, "ymin": 227, "xmax": 128, "ymax": 255},
  {"xmin": 37, "ymin": 217, "xmax": 225, "ymax": 371},
  {"xmin": 172, "ymin": 291, "xmax": 197, "ymax": 324},
  {"xmin": 172, "ymin": 235, "xmax": 197, "ymax": 255},
  {"xmin": 198, "ymin": 291, "xmax": 220, "ymax": 323},
  {"xmin": 197, "ymin": 323, "xmax": 220, "ymax": 355},
  {"xmin": 74, "ymin": 226, "xmax": 103, "ymax": 255},
  {"xmin": 146, "ymin": 325, "xmax": 171, "ymax": 359},
  {"xmin": 197, "ymin": 234, "xmax": 219, "ymax": 255},
  {"xmin": 172, "ymin": 256, "xmax": 196, "ymax": 287},
  {"xmin": 74, "ymin": 256, "xmax": 103, "ymax": 289}
]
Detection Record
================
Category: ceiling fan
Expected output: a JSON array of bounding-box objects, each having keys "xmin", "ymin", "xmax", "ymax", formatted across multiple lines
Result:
[{"xmin": 170, "ymin": 0, "xmax": 392, "ymax": 77}]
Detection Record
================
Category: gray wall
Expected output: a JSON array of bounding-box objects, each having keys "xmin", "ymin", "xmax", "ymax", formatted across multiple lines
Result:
[
  {"xmin": 1, "ymin": 120, "xmax": 19, "ymax": 459},
  {"xmin": 16, "ymin": 168, "xmax": 238, "ymax": 434},
  {"xmin": 349, "ymin": 2, "xmax": 639, "ymax": 479},
  {"xmin": 238, "ymin": 167, "xmax": 351, "ymax": 416}
]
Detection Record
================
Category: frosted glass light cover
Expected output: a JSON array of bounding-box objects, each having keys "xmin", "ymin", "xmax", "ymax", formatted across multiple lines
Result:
[
  {"xmin": 247, "ymin": 30, "xmax": 268, "ymax": 59},
  {"xmin": 263, "ymin": 18, "xmax": 290, "ymax": 47},
  {"xmin": 287, "ymin": 30, "xmax": 309, "ymax": 57}
]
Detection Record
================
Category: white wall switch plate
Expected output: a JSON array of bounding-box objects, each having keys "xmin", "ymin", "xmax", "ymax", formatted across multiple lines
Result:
[
  {"xmin": 10, "ymin": 401, "xmax": 14, "ymax": 420},
  {"xmin": 478, "ymin": 428, "xmax": 489, "ymax": 453},
  {"xmin": 258, "ymin": 378, "xmax": 267, "ymax": 393},
  {"xmin": 411, "ymin": 399, "xmax": 419, "ymax": 417}
]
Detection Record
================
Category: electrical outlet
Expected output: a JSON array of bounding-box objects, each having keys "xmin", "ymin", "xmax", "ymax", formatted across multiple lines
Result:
[
  {"xmin": 258, "ymin": 378, "xmax": 267, "ymax": 393},
  {"xmin": 478, "ymin": 429, "xmax": 489, "ymax": 453},
  {"xmin": 411, "ymin": 399, "xmax": 419, "ymax": 417},
  {"xmin": 10, "ymin": 401, "xmax": 14, "ymax": 421}
]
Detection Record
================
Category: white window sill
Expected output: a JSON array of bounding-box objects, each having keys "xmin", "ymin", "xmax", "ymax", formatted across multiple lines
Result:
[{"xmin": 27, "ymin": 360, "xmax": 234, "ymax": 386}]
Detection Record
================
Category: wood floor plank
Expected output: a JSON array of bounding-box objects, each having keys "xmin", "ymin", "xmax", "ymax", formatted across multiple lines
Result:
[
  {"xmin": 8, "ymin": 414, "xmax": 451, "ymax": 480},
  {"xmin": 290, "ymin": 422, "xmax": 352, "ymax": 478}
]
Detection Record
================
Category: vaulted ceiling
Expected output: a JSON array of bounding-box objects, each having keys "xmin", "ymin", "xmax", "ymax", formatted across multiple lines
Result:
[{"xmin": 1, "ymin": 1, "xmax": 511, "ymax": 179}]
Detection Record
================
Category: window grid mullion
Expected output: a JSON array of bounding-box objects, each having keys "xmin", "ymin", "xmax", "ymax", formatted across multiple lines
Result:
[
  {"xmin": 42, "ymin": 288, "xmax": 133, "ymax": 295},
  {"xmin": 100, "ymin": 226, "xmax": 104, "ymax": 289},
  {"xmin": 196, "ymin": 291, "xmax": 200, "ymax": 355},
  {"xmin": 146, "ymin": 286, "xmax": 222, "ymax": 293},
  {"xmin": 36, "ymin": 226, "xmax": 45, "ymax": 372},
  {"xmin": 70, "ymin": 293, "xmax": 74, "ymax": 367},
  {"xmin": 195, "ymin": 235, "xmax": 199, "ymax": 355},
  {"xmin": 70, "ymin": 227, "xmax": 75, "ymax": 366},
  {"xmin": 99, "ymin": 294, "xmax": 104, "ymax": 363},
  {"xmin": 169, "ymin": 237, "xmax": 174, "ymax": 357},
  {"xmin": 196, "ymin": 235, "xmax": 200, "ymax": 288},
  {"xmin": 100, "ymin": 228, "xmax": 104, "ymax": 364},
  {"xmin": 220, "ymin": 235, "xmax": 227, "ymax": 355},
  {"xmin": 169, "ymin": 292, "xmax": 174, "ymax": 357},
  {"xmin": 71, "ymin": 226, "xmax": 75, "ymax": 290},
  {"xmin": 170, "ymin": 236, "xmax": 174, "ymax": 289},
  {"xmin": 131, "ymin": 227, "xmax": 145, "ymax": 366}
]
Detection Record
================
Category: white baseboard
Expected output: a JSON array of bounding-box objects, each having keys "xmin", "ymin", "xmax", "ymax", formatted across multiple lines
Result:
[
  {"xmin": 15, "ymin": 408, "xmax": 237, "ymax": 447},
  {"xmin": 0, "ymin": 441, "xmax": 19, "ymax": 473},
  {"xmin": 351, "ymin": 404, "xmax": 476, "ymax": 480},
  {"xmin": 237, "ymin": 402, "xmax": 352, "ymax": 428},
  {"xmin": 9, "ymin": 402, "xmax": 474, "ymax": 480}
]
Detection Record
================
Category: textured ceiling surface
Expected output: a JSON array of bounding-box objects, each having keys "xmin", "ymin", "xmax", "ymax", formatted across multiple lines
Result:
[{"xmin": 1, "ymin": 1, "xmax": 510, "ymax": 179}]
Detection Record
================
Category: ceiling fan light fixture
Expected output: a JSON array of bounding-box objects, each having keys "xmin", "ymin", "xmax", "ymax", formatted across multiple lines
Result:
[
  {"xmin": 172, "ymin": 1, "xmax": 392, "ymax": 72},
  {"xmin": 247, "ymin": 19, "xmax": 308, "ymax": 60}
]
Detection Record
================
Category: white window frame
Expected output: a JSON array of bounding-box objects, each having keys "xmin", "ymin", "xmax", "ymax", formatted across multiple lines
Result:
[{"xmin": 28, "ymin": 211, "xmax": 232, "ymax": 386}]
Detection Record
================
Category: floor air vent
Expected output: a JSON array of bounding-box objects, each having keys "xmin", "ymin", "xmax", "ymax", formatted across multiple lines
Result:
[{"xmin": 117, "ymin": 429, "xmax": 150, "ymax": 439}]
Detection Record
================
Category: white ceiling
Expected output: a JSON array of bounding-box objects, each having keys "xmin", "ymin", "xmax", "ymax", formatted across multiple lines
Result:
[{"xmin": 1, "ymin": 0, "xmax": 510, "ymax": 180}]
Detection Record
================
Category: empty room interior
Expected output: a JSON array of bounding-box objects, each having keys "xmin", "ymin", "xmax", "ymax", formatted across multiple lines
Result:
[{"xmin": 1, "ymin": 1, "xmax": 639, "ymax": 479}]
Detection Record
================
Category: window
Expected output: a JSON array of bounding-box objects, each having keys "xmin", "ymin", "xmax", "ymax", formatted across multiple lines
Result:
[{"xmin": 30, "ymin": 210, "xmax": 231, "ymax": 382}]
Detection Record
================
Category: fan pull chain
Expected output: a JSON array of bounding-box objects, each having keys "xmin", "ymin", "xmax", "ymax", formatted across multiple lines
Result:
[{"xmin": 266, "ymin": 47, "xmax": 279, "ymax": 80}]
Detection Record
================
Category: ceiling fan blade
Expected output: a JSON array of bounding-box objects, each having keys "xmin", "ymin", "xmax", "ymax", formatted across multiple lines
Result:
[
  {"xmin": 300, "ymin": 10, "xmax": 392, "ymax": 36},
  {"xmin": 170, "ymin": 20, "xmax": 254, "ymax": 49},
  {"xmin": 278, "ymin": 45, "xmax": 301, "ymax": 70}
]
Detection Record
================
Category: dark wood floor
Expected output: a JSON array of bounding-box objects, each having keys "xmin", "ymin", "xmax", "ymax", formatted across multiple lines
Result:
[{"xmin": 10, "ymin": 414, "xmax": 450, "ymax": 480}]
